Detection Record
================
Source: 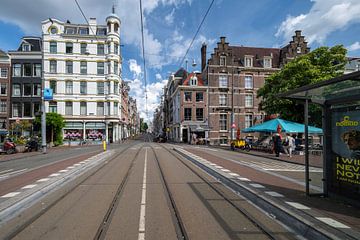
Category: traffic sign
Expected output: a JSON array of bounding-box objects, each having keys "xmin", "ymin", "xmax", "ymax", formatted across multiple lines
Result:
[{"xmin": 231, "ymin": 123, "xmax": 236, "ymax": 128}]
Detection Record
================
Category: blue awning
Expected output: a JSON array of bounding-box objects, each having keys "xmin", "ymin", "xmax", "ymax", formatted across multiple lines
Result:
[{"xmin": 242, "ymin": 118, "xmax": 323, "ymax": 134}]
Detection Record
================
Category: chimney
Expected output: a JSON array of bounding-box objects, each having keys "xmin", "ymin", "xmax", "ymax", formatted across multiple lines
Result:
[
  {"xmin": 89, "ymin": 18, "xmax": 97, "ymax": 35},
  {"xmin": 201, "ymin": 43, "xmax": 207, "ymax": 72}
]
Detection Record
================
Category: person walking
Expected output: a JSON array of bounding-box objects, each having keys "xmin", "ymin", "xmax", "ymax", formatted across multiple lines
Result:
[
  {"xmin": 273, "ymin": 133, "xmax": 282, "ymax": 157},
  {"xmin": 284, "ymin": 133, "xmax": 295, "ymax": 157}
]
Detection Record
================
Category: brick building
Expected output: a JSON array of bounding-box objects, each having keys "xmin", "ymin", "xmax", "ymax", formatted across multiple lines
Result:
[
  {"xmin": 201, "ymin": 31, "xmax": 309, "ymax": 145},
  {"xmin": 0, "ymin": 50, "xmax": 11, "ymax": 140}
]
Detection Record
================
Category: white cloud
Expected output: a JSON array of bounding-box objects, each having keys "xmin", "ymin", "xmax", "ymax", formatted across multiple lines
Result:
[
  {"xmin": 129, "ymin": 59, "xmax": 142, "ymax": 77},
  {"xmin": 347, "ymin": 41, "xmax": 360, "ymax": 51},
  {"xmin": 276, "ymin": 0, "xmax": 360, "ymax": 44},
  {"xmin": 165, "ymin": 9, "xmax": 175, "ymax": 25}
]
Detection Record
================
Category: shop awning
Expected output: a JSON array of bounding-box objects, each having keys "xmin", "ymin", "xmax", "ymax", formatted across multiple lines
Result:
[{"xmin": 189, "ymin": 125, "xmax": 210, "ymax": 132}]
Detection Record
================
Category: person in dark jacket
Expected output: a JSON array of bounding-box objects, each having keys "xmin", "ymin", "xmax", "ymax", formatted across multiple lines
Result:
[{"xmin": 273, "ymin": 133, "xmax": 282, "ymax": 157}]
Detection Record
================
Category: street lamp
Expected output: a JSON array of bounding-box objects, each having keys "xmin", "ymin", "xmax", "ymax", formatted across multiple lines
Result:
[{"xmin": 230, "ymin": 66, "xmax": 241, "ymax": 143}]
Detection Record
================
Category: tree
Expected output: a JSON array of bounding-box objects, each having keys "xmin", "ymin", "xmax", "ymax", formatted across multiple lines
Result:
[
  {"xmin": 34, "ymin": 112, "xmax": 65, "ymax": 146},
  {"xmin": 141, "ymin": 121, "xmax": 148, "ymax": 133},
  {"xmin": 257, "ymin": 45, "xmax": 347, "ymax": 126}
]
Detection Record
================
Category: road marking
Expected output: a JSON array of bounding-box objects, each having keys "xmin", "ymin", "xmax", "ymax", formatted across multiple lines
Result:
[
  {"xmin": 316, "ymin": 217, "xmax": 351, "ymax": 229},
  {"xmin": 0, "ymin": 169, "xmax": 13, "ymax": 174},
  {"xmin": 265, "ymin": 191, "xmax": 284, "ymax": 197},
  {"xmin": 222, "ymin": 169, "xmax": 231, "ymax": 172},
  {"xmin": 67, "ymin": 166, "xmax": 75, "ymax": 169},
  {"xmin": 37, "ymin": 178, "xmax": 50, "ymax": 182},
  {"xmin": 214, "ymin": 165, "xmax": 223, "ymax": 169},
  {"xmin": 250, "ymin": 183, "xmax": 265, "ymax": 188},
  {"xmin": 49, "ymin": 173, "xmax": 61, "ymax": 177},
  {"xmin": 74, "ymin": 164, "xmax": 81, "ymax": 166},
  {"xmin": 285, "ymin": 201, "xmax": 310, "ymax": 210},
  {"xmin": 59, "ymin": 170, "xmax": 68, "ymax": 173},
  {"xmin": 138, "ymin": 148, "xmax": 147, "ymax": 240},
  {"xmin": 0, "ymin": 168, "xmax": 28, "ymax": 178},
  {"xmin": 22, "ymin": 184, "xmax": 37, "ymax": 189},
  {"xmin": 238, "ymin": 177, "xmax": 251, "ymax": 181},
  {"xmin": 229, "ymin": 173, "xmax": 240, "ymax": 177},
  {"xmin": 206, "ymin": 148, "xmax": 218, "ymax": 152},
  {"xmin": 1, "ymin": 192, "xmax": 21, "ymax": 198}
]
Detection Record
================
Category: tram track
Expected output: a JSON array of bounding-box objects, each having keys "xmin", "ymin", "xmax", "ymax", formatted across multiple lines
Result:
[{"xmin": 154, "ymin": 143, "xmax": 277, "ymax": 240}]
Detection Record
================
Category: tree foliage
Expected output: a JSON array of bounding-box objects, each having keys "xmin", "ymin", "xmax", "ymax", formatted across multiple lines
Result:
[
  {"xmin": 257, "ymin": 45, "xmax": 347, "ymax": 126},
  {"xmin": 34, "ymin": 112, "xmax": 65, "ymax": 145}
]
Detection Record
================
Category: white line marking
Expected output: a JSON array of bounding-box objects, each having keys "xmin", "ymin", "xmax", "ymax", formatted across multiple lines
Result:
[
  {"xmin": 229, "ymin": 173, "xmax": 240, "ymax": 177},
  {"xmin": 74, "ymin": 164, "xmax": 81, "ymax": 166},
  {"xmin": 58, "ymin": 170, "xmax": 68, "ymax": 173},
  {"xmin": 206, "ymin": 148, "xmax": 218, "ymax": 152},
  {"xmin": 49, "ymin": 173, "xmax": 61, "ymax": 177},
  {"xmin": 22, "ymin": 184, "xmax": 37, "ymax": 189},
  {"xmin": 1, "ymin": 192, "xmax": 21, "ymax": 198},
  {"xmin": 215, "ymin": 165, "xmax": 223, "ymax": 169},
  {"xmin": 250, "ymin": 183, "xmax": 265, "ymax": 188},
  {"xmin": 316, "ymin": 217, "xmax": 351, "ymax": 229},
  {"xmin": 265, "ymin": 191, "xmax": 284, "ymax": 197},
  {"xmin": 0, "ymin": 169, "xmax": 13, "ymax": 174},
  {"xmin": 67, "ymin": 166, "xmax": 75, "ymax": 169},
  {"xmin": 238, "ymin": 177, "xmax": 251, "ymax": 181},
  {"xmin": 37, "ymin": 178, "xmax": 50, "ymax": 182},
  {"xmin": 285, "ymin": 202, "xmax": 310, "ymax": 210},
  {"xmin": 138, "ymin": 148, "xmax": 147, "ymax": 240},
  {"xmin": 0, "ymin": 168, "xmax": 28, "ymax": 178}
]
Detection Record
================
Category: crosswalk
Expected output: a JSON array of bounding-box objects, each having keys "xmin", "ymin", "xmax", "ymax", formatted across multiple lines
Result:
[{"xmin": 236, "ymin": 159, "xmax": 322, "ymax": 172}]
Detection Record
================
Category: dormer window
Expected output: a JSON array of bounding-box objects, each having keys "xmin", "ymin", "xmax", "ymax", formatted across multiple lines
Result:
[
  {"xmin": 220, "ymin": 56, "xmax": 226, "ymax": 66},
  {"xmin": 244, "ymin": 56, "xmax": 253, "ymax": 67},
  {"xmin": 65, "ymin": 27, "xmax": 76, "ymax": 34},
  {"xmin": 50, "ymin": 26, "xmax": 57, "ymax": 34},
  {"xmin": 79, "ymin": 27, "xmax": 89, "ymax": 35},
  {"xmin": 190, "ymin": 76, "xmax": 198, "ymax": 86},
  {"xmin": 296, "ymin": 46, "xmax": 302, "ymax": 54},
  {"xmin": 263, "ymin": 58, "xmax": 272, "ymax": 68},
  {"xmin": 22, "ymin": 43, "xmax": 31, "ymax": 52}
]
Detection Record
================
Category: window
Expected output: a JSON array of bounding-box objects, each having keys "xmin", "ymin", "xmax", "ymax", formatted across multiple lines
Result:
[
  {"xmin": 114, "ymin": 62, "xmax": 118, "ymax": 75},
  {"xmin": 114, "ymin": 82, "xmax": 119, "ymax": 95},
  {"xmin": 296, "ymin": 46, "xmax": 302, "ymax": 54},
  {"xmin": 65, "ymin": 27, "xmax": 76, "ymax": 34},
  {"xmin": 33, "ymin": 84, "xmax": 41, "ymax": 96},
  {"xmin": 107, "ymin": 61, "xmax": 111, "ymax": 74},
  {"xmin": 0, "ymin": 83, "xmax": 7, "ymax": 95},
  {"xmin": 97, "ymin": 28, "xmax": 106, "ymax": 35},
  {"xmin": 244, "ymin": 75, "xmax": 253, "ymax": 89},
  {"xmin": 1, "ymin": 68, "xmax": 8, "ymax": 78},
  {"xmin": 245, "ymin": 115, "xmax": 253, "ymax": 128},
  {"xmin": 97, "ymin": 82, "xmax": 104, "ymax": 95},
  {"xmin": 65, "ymin": 102, "xmax": 73, "ymax": 115},
  {"xmin": 80, "ymin": 43, "xmax": 87, "ymax": 54},
  {"xmin": 97, "ymin": 102, "xmax": 104, "ymax": 116},
  {"xmin": 22, "ymin": 44, "xmax": 31, "ymax": 52},
  {"xmin": 23, "ymin": 102, "xmax": 32, "ymax": 117},
  {"xmin": 80, "ymin": 102, "xmax": 87, "ymax": 115},
  {"xmin": 105, "ymin": 102, "xmax": 110, "ymax": 115},
  {"xmin": 50, "ymin": 60, "xmax": 57, "ymax": 73},
  {"xmin": 114, "ymin": 23, "xmax": 119, "ymax": 33},
  {"xmin": 13, "ymin": 84, "xmax": 21, "ymax": 96},
  {"xmin": 0, "ymin": 100, "xmax": 6, "ymax": 113},
  {"xmin": 50, "ymin": 80, "xmax": 56, "ymax": 94},
  {"xmin": 50, "ymin": 41, "xmax": 57, "ymax": 53},
  {"xmin": 190, "ymin": 76, "xmax": 197, "ymax": 86},
  {"xmin": 79, "ymin": 28, "xmax": 89, "ymax": 35},
  {"xmin": 49, "ymin": 101, "xmax": 57, "ymax": 113},
  {"xmin": 114, "ymin": 43, "xmax": 119, "ymax": 54},
  {"xmin": 114, "ymin": 102, "xmax": 118, "ymax": 115},
  {"xmin": 219, "ymin": 94, "xmax": 227, "ymax": 106},
  {"xmin": 12, "ymin": 103, "xmax": 21, "ymax": 117},
  {"xmin": 23, "ymin": 83, "xmax": 32, "ymax": 96},
  {"xmin": 80, "ymin": 61, "xmax": 87, "ymax": 74},
  {"xmin": 220, "ymin": 114, "xmax": 227, "ymax": 131},
  {"xmin": 219, "ymin": 75, "xmax": 228, "ymax": 88},
  {"xmin": 196, "ymin": 92, "xmax": 203, "ymax": 102},
  {"xmin": 97, "ymin": 62, "xmax": 104, "ymax": 75},
  {"xmin": 66, "ymin": 42, "xmax": 73, "ymax": 54},
  {"xmin": 263, "ymin": 58, "xmax": 271, "ymax": 68},
  {"xmin": 220, "ymin": 56, "xmax": 226, "ymax": 66},
  {"xmin": 107, "ymin": 43, "xmax": 111, "ymax": 54},
  {"xmin": 80, "ymin": 81, "xmax": 87, "ymax": 94},
  {"xmin": 196, "ymin": 108, "xmax": 203, "ymax": 121},
  {"xmin": 105, "ymin": 82, "xmax": 110, "ymax": 94},
  {"xmin": 33, "ymin": 64, "xmax": 41, "ymax": 77},
  {"xmin": 245, "ymin": 94, "xmax": 253, "ymax": 108},
  {"xmin": 65, "ymin": 81, "xmax": 73, "ymax": 94},
  {"xmin": 184, "ymin": 108, "xmax": 192, "ymax": 121},
  {"xmin": 13, "ymin": 64, "xmax": 21, "ymax": 76},
  {"xmin": 23, "ymin": 63, "xmax": 32, "ymax": 76},
  {"xmin": 184, "ymin": 92, "xmax": 192, "ymax": 101},
  {"xmin": 245, "ymin": 56, "xmax": 253, "ymax": 67},
  {"xmin": 220, "ymin": 137, "xmax": 228, "ymax": 145},
  {"xmin": 66, "ymin": 61, "xmax": 73, "ymax": 74},
  {"xmin": 50, "ymin": 27, "xmax": 57, "ymax": 34},
  {"xmin": 97, "ymin": 44, "xmax": 105, "ymax": 55},
  {"xmin": 33, "ymin": 103, "xmax": 40, "ymax": 116}
]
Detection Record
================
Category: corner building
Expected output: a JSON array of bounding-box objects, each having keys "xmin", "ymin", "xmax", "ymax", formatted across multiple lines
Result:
[{"xmin": 41, "ymin": 12, "xmax": 123, "ymax": 143}]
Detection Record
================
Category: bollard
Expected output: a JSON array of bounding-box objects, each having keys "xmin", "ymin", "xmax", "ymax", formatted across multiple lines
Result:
[{"xmin": 103, "ymin": 140, "xmax": 107, "ymax": 151}]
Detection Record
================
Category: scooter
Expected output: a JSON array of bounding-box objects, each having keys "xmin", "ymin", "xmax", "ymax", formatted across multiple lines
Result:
[
  {"xmin": 0, "ymin": 138, "xmax": 17, "ymax": 154},
  {"xmin": 25, "ymin": 138, "xmax": 39, "ymax": 152}
]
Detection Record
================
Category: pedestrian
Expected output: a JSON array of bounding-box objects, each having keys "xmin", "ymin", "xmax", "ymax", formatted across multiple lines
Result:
[
  {"xmin": 273, "ymin": 133, "xmax": 282, "ymax": 157},
  {"xmin": 284, "ymin": 133, "xmax": 295, "ymax": 157}
]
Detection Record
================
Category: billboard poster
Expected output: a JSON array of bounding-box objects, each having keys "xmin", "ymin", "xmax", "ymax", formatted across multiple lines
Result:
[{"xmin": 331, "ymin": 107, "xmax": 360, "ymax": 198}]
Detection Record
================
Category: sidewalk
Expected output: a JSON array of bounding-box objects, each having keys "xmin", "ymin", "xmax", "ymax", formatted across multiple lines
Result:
[{"xmin": 182, "ymin": 144, "xmax": 360, "ymax": 239}]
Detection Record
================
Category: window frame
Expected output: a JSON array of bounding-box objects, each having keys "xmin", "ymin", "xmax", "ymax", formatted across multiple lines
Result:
[
  {"xmin": 244, "ymin": 75, "xmax": 253, "ymax": 89},
  {"xmin": 219, "ymin": 94, "xmax": 227, "ymax": 106},
  {"xmin": 1, "ymin": 68, "xmax": 8, "ymax": 78},
  {"xmin": 66, "ymin": 42, "xmax": 73, "ymax": 54},
  {"xmin": 80, "ymin": 81, "xmax": 87, "ymax": 95},
  {"xmin": 196, "ymin": 108, "xmax": 204, "ymax": 121},
  {"xmin": 13, "ymin": 64, "xmax": 21, "ymax": 77},
  {"xmin": 23, "ymin": 63, "xmax": 32, "ymax": 77},
  {"xmin": 65, "ymin": 101, "xmax": 73, "ymax": 115},
  {"xmin": 66, "ymin": 61, "xmax": 73, "ymax": 74},
  {"xmin": 184, "ymin": 92, "xmax": 192, "ymax": 102},
  {"xmin": 245, "ymin": 94, "xmax": 253, "ymax": 108},
  {"xmin": 97, "ymin": 44, "xmax": 105, "ymax": 55},
  {"xmin": 80, "ymin": 102, "xmax": 87, "ymax": 115},
  {"xmin": 196, "ymin": 92, "xmax": 203, "ymax": 102},
  {"xmin": 184, "ymin": 108, "xmax": 192, "ymax": 121},
  {"xmin": 80, "ymin": 61, "xmax": 87, "ymax": 74},
  {"xmin": 97, "ymin": 62, "xmax": 104, "ymax": 75},
  {"xmin": 219, "ymin": 75, "xmax": 228, "ymax": 88},
  {"xmin": 219, "ymin": 114, "xmax": 227, "ymax": 131},
  {"xmin": 0, "ymin": 83, "xmax": 7, "ymax": 95},
  {"xmin": 50, "ymin": 41, "xmax": 57, "ymax": 53},
  {"xmin": 50, "ymin": 60, "xmax": 57, "ymax": 73},
  {"xmin": 65, "ymin": 81, "xmax": 73, "ymax": 95},
  {"xmin": 12, "ymin": 84, "xmax": 21, "ymax": 96},
  {"xmin": 23, "ymin": 83, "xmax": 32, "ymax": 96}
]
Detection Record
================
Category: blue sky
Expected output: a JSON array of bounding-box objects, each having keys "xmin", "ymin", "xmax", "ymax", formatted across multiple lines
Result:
[{"xmin": 1, "ymin": 0, "xmax": 360, "ymax": 122}]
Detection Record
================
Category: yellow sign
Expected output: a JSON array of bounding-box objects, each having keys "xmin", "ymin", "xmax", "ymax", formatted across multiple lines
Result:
[{"xmin": 336, "ymin": 116, "xmax": 359, "ymax": 127}]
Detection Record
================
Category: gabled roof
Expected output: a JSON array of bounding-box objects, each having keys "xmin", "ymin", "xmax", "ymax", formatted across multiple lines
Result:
[
  {"xmin": 17, "ymin": 37, "xmax": 42, "ymax": 51},
  {"xmin": 230, "ymin": 46, "xmax": 281, "ymax": 68},
  {"xmin": 182, "ymin": 72, "xmax": 205, "ymax": 86}
]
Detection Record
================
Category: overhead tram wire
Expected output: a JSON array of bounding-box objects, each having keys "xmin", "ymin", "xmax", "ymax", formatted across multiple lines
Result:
[
  {"xmin": 178, "ymin": 0, "xmax": 215, "ymax": 69},
  {"xmin": 139, "ymin": 0, "xmax": 148, "ymax": 119},
  {"xmin": 74, "ymin": 0, "xmax": 99, "ymax": 40}
]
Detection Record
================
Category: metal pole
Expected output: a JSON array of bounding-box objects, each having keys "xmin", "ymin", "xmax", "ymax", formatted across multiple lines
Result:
[
  {"xmin": 231, "ymin": 67, "xmax": 234, "ymax": 142},
  {"xmin": 41, "ymin": 38, "xmax": 47, "ymax": 154},
  {"xmin": 305, "ymin": 99, "xmax": 309, "ymax": 195}
]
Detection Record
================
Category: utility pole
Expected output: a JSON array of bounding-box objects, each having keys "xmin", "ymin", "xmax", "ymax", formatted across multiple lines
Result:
[
  {"xmin": 41, "ymin": 39, "xmax": 47, "ymax": 154},
  {"xmin": 231, "ymin": 67, "xmax": 234, "ymax": 142}
]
